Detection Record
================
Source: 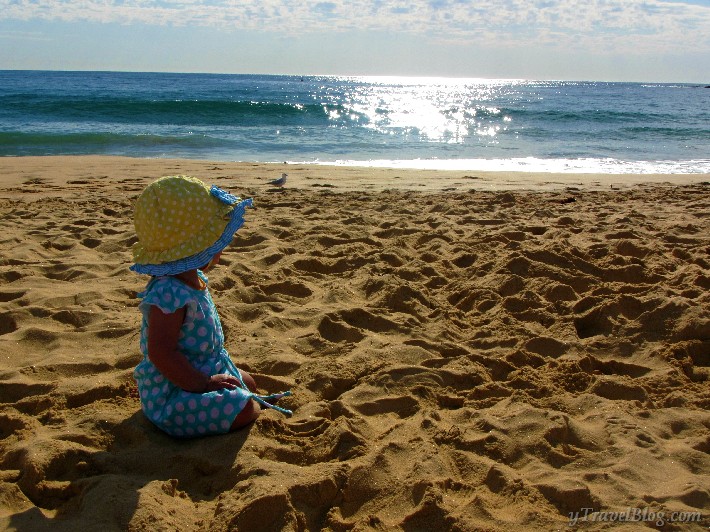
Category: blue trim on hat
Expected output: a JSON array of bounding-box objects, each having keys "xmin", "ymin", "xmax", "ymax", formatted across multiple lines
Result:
[
  {"xmin": 210, "ymin": 185, "xmax": 241, "ymax": 204},
  {"xmin": 130, "ymin": 196, "xmax": 253, "ymax": 276}
]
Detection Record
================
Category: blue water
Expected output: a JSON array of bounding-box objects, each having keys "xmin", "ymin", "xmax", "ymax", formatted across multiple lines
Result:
[{"xmin": 1, "ymin": 70, "xmax": 709, "ymax": 173}]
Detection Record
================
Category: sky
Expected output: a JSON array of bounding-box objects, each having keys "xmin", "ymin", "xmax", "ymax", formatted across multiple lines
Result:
[{"xmin": 0, "ymin": 0, "xmax": 709, "ymax": 82}]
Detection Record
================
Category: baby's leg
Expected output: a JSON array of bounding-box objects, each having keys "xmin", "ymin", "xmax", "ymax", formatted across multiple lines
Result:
[
  {"xmin": 239, "ymin": 369, "xmax": 258, "ymax": 393},
  {"xmin": 230, "ymin": 399, "xmax": 260, "ymax": 430}
]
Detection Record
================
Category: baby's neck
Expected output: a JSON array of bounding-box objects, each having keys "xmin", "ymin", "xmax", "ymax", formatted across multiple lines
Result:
[{"xmin": 173, "ymin": 270, "xmax": 206, "ymax": 291}]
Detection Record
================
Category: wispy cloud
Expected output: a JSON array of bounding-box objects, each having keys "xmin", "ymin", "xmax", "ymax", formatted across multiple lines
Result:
[
  {"xmin": 0, "ymin": 29, "xmax": 52, "ymax": 41},
  {"xmin": 1, "ymin": 0, "xmax": 709, "ymax": 52}
]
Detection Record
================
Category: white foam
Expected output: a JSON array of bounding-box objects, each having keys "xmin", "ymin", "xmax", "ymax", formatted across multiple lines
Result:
[{"xmin": 290, "ymin": 157, "xmax": 710, "ymax": 174}]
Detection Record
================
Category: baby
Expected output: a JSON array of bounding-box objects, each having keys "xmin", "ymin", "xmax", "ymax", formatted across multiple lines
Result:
[{"xmin": 130, "ymin": 175, "xmax": 290, "ymax": 438}]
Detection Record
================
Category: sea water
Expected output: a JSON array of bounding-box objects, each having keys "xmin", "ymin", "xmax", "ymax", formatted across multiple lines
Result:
[{"xmin": 0, "ymin": 70, "xmax": 708, "ymax": 174}]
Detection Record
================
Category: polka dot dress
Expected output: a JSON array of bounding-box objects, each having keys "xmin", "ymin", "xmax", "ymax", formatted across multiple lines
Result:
[{"xmin": 134, "ymin": 271, "xmax": 251, "ymax": 437}]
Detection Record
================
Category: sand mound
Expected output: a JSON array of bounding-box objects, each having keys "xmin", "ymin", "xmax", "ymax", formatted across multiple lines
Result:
[{"xmin": 0, "ymin": 158, "xmax": 708, "ymax": 531}]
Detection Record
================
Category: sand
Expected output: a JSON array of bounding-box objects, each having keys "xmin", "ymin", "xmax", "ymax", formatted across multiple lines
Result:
[{"xmin": 0, "ymin": 156, "xmax": 708, "ymax": 531}]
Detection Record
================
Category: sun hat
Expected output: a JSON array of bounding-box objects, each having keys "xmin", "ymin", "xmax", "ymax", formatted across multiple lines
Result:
[{"xmin": 130, "ymin": 175, "xmax": 253, "ymax": 276}]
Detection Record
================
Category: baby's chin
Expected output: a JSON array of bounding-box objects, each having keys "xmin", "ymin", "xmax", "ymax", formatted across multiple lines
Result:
[{"xmin": 201, "ymin": 258, "xmax": 220, "ymax": 273}]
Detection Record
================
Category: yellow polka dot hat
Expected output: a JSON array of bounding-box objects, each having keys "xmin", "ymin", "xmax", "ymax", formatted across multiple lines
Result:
[{"xmin": 130, "ymin": 175, "xmax": 253, "ymax": 275}]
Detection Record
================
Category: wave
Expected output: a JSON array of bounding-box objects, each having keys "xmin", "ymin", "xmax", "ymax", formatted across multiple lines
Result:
[
  {"xmin": 501, "ymin": 107, "xmax": 676, "ymax": 125},
  {"xmin": 0, "ymin": 96, "xmax": 357, "ymax": 126},
  {"xmin": 6, "ymin": 95, "xmax": 697, "ymax": 133},
  {"xmin": 0, "ymin": 131, "xmax": 232, "ymax": 156},
  {"xmin": 621, "ymin": 127, "xmax": 710, "ymax": 140}
]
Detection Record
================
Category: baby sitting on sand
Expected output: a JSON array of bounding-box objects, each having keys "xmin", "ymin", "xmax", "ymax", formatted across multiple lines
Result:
[{"xmin": 129, "ymin": 175, "xmax": 291, "ymax": 438}]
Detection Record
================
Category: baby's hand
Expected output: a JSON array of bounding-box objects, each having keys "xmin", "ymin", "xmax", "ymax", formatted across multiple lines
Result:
[{"xmin": 204, "ymin": 373, "xmax": 243, "ymax": 391}]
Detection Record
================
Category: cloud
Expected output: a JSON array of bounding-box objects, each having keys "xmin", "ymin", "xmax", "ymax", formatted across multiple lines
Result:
[
  {"xmin": 1, "ymin": 0, "xmax": 709, "ymax": 52},
  {"xmin": 0, "ymin": 29, "xmax": 52, "ymax": 41}
]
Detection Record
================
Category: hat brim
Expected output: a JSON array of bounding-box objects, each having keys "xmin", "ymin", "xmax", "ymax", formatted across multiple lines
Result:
[{"xmin": 130, "ymin": 196, "xmax": 253, "ymax": 276}]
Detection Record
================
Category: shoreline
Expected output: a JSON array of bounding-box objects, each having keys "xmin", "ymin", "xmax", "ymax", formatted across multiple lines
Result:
[{"xmin": 0, "ymin": 155, "xmax": 708, "ymax": 195}]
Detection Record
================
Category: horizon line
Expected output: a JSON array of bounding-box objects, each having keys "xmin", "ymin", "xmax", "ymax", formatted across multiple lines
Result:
[{"xmin": 1, "ymin": 68, "xmax": 708, "ymax": 86}]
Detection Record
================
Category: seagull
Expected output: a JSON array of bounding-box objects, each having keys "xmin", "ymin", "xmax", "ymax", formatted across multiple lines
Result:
[{"xmin": 268, "ymin": 173, "xmax": 288, "ymax": 187}]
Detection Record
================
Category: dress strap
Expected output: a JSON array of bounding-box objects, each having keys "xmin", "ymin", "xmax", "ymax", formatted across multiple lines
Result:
[{"xmin": 222, "ymin": 352, "xmax": 293, "ymax": 416}]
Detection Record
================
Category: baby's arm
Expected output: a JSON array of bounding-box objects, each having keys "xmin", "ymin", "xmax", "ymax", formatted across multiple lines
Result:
[
  {"xmin": 147, "ymin": 305, "xmax": 209, "ymax": 392},
  {"xmin": 147, "ymin": 305, "xmax": 248, "ymax": 393}
]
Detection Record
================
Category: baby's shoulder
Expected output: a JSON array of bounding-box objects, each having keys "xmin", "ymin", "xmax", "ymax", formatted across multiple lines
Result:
[
  {"xmin": 139, "ymin": 276, "xmax": 195, "ymax": 312},
  {"xmin": 142, "ymin": 275, "xmax": 188, "ymax": 293}
]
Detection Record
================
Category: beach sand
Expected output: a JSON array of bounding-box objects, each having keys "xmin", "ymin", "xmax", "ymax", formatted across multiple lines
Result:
[{"xmin": 0, "ymin": 156, "xmax": 708, "ymax": 531}]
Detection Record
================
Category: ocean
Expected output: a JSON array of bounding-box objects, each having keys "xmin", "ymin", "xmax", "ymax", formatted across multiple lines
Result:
[{"xmin": 1, "ymin": 70, "xmax": 708, "ymax": 174}]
